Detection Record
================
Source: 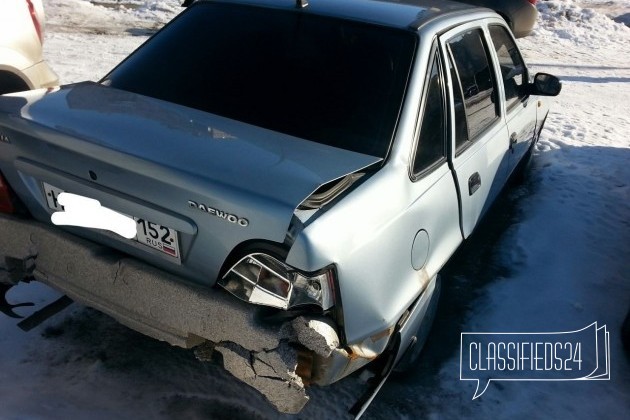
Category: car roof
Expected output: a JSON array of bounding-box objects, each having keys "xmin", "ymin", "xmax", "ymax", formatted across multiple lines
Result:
[{"xmin": 189, "ymin": 0, "xmax": 486, "ymax": 31}]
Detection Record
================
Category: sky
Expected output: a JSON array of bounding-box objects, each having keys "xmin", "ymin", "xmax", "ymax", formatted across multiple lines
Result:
[{"xmin": 1, "ymin": 1, "xmax": 629, "ymax": 419}]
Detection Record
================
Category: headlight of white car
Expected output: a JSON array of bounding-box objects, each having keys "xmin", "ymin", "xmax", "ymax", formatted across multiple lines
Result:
[{"xmin": 219, "ymin": 253, "xmax": 335, "ymax": 310}]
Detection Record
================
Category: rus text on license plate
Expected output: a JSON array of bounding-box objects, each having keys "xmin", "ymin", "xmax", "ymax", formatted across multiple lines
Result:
[{"xmin": 133, "ymin": 217, "xmax": 180, "ymax": 260}]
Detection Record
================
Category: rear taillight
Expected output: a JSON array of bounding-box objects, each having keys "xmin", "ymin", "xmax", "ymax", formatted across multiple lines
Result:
[
  {"xmin": 0, "ymin": 172, "xmax": 16, "ymax": 214},
  {"xmin": 527, "ymin": 0, "xmax": 538, "ymax": 5},
  {"xmin": 25, "ymin": 0, "xmax": 43, "ymax": 44}
]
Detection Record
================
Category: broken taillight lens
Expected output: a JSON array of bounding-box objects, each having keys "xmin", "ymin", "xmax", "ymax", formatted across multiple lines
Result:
[
  {"xmin": 220, "ymin": 253, "xmax": 335, "ymax": 310},
  {"xmin": 0, "ymin": 171, "xmax": 16, "ymax": 214}
]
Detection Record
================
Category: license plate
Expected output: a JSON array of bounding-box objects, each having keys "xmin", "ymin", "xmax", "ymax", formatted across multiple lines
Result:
[
  {"xmin": 133, "ymin": 217, "xmax": 180, "ymax": 260},
  {"xmin": 42, "ymin": 182, "xmax": 181, "ymax": 261}
]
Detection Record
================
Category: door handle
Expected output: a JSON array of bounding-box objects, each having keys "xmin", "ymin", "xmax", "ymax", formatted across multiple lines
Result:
[{"xmin": 468, "ymin": 172, "xmax": 481, "ymax": 196}]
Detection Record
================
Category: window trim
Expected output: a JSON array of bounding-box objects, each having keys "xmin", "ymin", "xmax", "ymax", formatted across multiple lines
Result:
[
  {"xmin": 443, "ymin": 26, "xmax": 502, "ymax": 157},
  {"xmin": 487, "ymin": 23, "xmax": 530, "ymax": 113},
  {"xmin": 445, "ymin": 44, "xmax": 472, "ymax": 157},
  {"xmin": 409, "ymin": 43, "xmax": 448, "ymax": 182}
]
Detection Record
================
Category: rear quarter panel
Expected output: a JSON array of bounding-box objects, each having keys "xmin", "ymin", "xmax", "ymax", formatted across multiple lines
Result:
[
  {"xmin": 0, "ymin": 0, "xmax": 43, "ymax": 68},
  {"xmin": 286, "ymin": 32, "xmax": 462, "ymax": 345}
]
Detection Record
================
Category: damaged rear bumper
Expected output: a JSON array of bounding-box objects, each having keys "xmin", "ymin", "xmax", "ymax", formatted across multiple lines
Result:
[{"xmin": 0, "ymin": 215, "xmax": 372, "ymax": 413}]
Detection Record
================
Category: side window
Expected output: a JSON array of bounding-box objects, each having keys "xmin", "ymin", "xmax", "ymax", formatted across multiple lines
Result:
[
  {"xmin": 489, "ymin": 25, "xmax": 528, "ymax": 109},
  {"xmin": 447, "ymin": 52, "xmax": 469, "ymax": 150},
  {"xmin": 413, "ymin": 54, "xmax": 446, "ymax": 176},
  {"xmin": 447, "ymin": 28, "xmax": 499, "ymax": 148}
]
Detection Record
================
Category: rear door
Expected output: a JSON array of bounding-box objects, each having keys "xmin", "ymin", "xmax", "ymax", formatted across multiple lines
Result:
[
  {"xmin": 440, "ymin": 23, "xmax": 511, "ymax": 238},
  {"xmin": 487, "ymin": 23, "xmax": 538, "ymax": 174}
]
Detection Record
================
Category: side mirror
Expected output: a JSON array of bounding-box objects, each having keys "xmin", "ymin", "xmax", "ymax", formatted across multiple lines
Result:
[{"xmin": 530, "ymin": 73, "xmax": 562, "ymax": 96}]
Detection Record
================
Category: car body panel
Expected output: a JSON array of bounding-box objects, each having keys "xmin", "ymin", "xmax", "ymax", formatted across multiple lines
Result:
[
  {"xmin": 287, "ymin": 31, "xmax": 464, "ymax": 344},
  {"xmin": 450, "ymin": 124, "xmax": 511, "ymax": 238},
  {"xmin": 0, "ymin": 1, "xmax": 42, "ymax": 65},
  {"xmin": 287, "ymin": 160, "xmax": 462, "ymax": 345},
  {"xmin": 0, "ymin": 83, "xmax": 381, "ymax": 285},
  {"xmin": 0, "ymin": 0, "xmax": 559, "ymax": 413},
  {"xmin": 0, "ymin": 0, "xmax": 58, "ymax": 92}
]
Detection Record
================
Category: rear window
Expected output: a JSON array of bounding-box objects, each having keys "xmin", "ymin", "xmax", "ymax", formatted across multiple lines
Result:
[{"xmin": 102, "ymin": 3, "xmax": 417, "ymax": 158}]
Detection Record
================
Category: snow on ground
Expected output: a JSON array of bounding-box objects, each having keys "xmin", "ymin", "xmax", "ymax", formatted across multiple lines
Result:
[
  {"xmin": 43, "ymin": 0, "xmax": 180, "ymax": 82},
  {"xmin": 1, "ymin": 0, "xmax": 629, "ymax": 419}
]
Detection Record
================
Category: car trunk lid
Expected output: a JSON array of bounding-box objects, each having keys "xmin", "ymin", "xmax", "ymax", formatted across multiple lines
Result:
[{"xmin": 0, "ymin": 83, "xmax": 381, "ymax": 285}]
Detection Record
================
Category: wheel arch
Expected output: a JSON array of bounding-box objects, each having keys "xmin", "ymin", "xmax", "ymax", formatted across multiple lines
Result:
[{"xmin": 0, "ymin": 69, "xmax": 31, "ymax": 94}]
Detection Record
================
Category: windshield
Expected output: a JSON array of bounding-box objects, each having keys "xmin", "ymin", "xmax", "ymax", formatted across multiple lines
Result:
[{"xmin": 102, "ymin": 2, "xmax": 417, "ymax": 157}]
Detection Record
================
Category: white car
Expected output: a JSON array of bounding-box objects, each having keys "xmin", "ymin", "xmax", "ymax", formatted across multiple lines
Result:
[{"xmin": 0, "ymin": 0, "xmax": 59, "ymax": 94}]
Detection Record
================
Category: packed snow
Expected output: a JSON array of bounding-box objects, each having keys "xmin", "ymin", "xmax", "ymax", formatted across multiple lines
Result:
[{"xmin": 1, "ymin": 0, "xmax": 629, "ymax": 419}]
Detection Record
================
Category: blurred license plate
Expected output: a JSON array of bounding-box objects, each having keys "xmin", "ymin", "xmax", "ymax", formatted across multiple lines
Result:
[{"xmin": 42, "ymin": 182, "xmax": 180, "ymax": 261}]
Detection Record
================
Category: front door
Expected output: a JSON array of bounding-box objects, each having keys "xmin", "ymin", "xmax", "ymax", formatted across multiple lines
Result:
[{"xmin": 487, "ymin": 24, "xmax": 538, "ymax": 174}]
